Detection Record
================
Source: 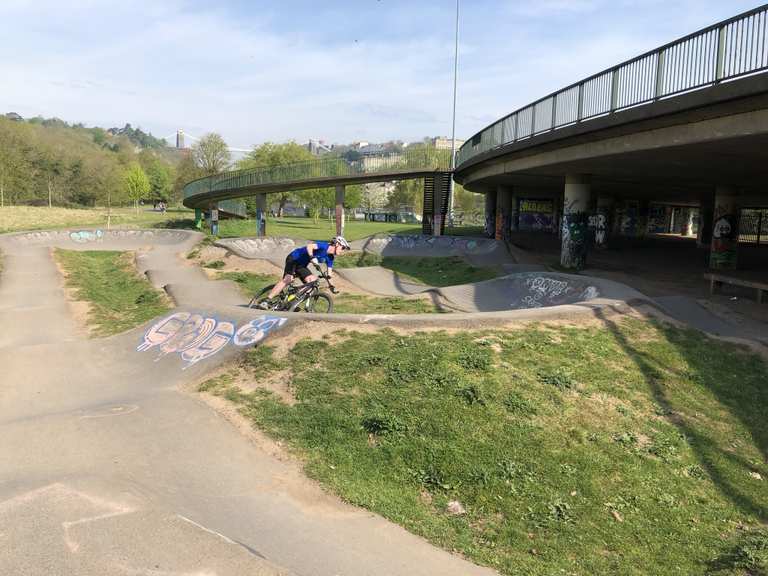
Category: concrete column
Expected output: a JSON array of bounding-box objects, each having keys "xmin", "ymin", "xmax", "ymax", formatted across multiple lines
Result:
[
  {"xmin": 495, "ymin": 186, "xmax": 513, "ymax": 241},
  {"xmin": 710, "ymin": 186, "xmax": 739, "ymax": 269},
  {"xmin": 698, "ymin": 193, "xmax": 714, "ymax": 248},
  {"xmin": 509, "ymin": 191, "xmax": 519, "ymax": 233},
  {"xmin": 432, "ymin": 173, "xmax": 445, "ymax": 237},
  {"xmin": 683, "ymin": 209, "xmax": 695, "ymax": 237},
  {"xmin": 594, "ymin": 196, "xmax": 614, "ymax": 248},
  {"xmin": 561, "ymin": 174, "xmax": 591, "ymax": 269},
  {"xmin": 210, "ymin": 204, "xmax": 219, "ymax": 236},
  {"xmin": 335, "ymin": 185, "xmax": 345, "ymax": 237},
  {"xmin": 484, "ymin": 189, "xmax": 497, "ymax": 238},
  {"xmin": 194, "ymin": 208, "xmax": 203, "ymax": 230},
  {"xmin": 255, "ymin": 193, "xmax": 267, "ymax": 237}
]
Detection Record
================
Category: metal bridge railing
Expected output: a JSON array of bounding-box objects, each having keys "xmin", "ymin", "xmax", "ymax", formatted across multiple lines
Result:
[
  {"xmin": 183, "ymin": 147, "xmax": 452, "ymax": 204},
  {"xmin": 457, "ymin": 4, "xmax": 768, "ymax": 167}
]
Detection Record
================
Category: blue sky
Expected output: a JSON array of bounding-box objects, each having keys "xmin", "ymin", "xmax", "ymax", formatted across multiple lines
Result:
[{"xmin": 0, "ymin": 1, "xmax": 761, "ymax": 148}]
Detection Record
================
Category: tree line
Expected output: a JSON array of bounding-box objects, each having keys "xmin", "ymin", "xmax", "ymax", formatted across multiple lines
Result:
[
  {"xmin": 0, "ymin": 116, "xmax": 177, "ymax": 210},
  {"xmin": 0, "ymin": 115, "xmax": 481, "ymax": 218}
]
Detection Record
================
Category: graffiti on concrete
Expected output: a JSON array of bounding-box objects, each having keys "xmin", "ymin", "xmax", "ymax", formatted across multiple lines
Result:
[
  {"xmin": 561, "ymin": 211, "xmax": 590, "ymax": 270},
  {"xmin": 711, "ymin": 207, "xmax": 738, "ymax": 269},
  {"xmin": 137, "ymin": 313, "xmax": 287, "ymax": 369},
  {"xmin": 520, "ymin": 276, "xmax": 573, "ymax": 308},
  {"xmin": 70, "ymin": 230, "xmax": 104, "ymax": 243},
  {"xmin": 519, "ymin": 199, "xmax": 555, "ymax": 232},
  {"xmin": 180, "ymin": 321, "xmax": 235, "ymax": 367},
  {"xmin": 234, "ymin": 316, "xmax": 288, "ymax": 347}
]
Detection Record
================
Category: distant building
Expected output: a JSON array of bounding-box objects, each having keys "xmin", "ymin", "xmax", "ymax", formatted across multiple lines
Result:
[
  {"xmin": 306, "ymin": 139, "xmax": 332, "ymax": 156},
  {"xmin": 432, "ymin": 136, "xmax": 465, "ymax": 150},
  {"xmin": 358, "ymin": 143, "xmax": 386, "ymax": 157},
  {"xmin": 5, "ymin": 112, "xmax": 23, "ymax": 122}
]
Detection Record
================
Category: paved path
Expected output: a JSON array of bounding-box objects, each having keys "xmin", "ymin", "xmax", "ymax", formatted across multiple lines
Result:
[{"xmin": 0, "ymin": 229, "xmax": 496, "ymax": 576}]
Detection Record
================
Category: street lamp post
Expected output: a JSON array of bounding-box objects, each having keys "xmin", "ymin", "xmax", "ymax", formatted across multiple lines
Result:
[{"xmin": 448, "ymin": 0, "xmax": 460, "ymax": 223}]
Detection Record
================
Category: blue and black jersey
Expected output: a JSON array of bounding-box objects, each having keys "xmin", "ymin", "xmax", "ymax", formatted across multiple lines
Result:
[{"xmin": 288, "ymin": 241, "xmax": 335, "ymax": 269}]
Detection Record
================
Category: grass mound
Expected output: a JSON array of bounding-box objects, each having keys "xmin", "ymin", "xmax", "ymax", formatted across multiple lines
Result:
[
  {"xmin": 334, "ymin": 252, "xmax": 500, "ymax": 287},
  {"xmin": 55, "ymin": 249, "xmax": 171, "ymax": 336},
  {"xmin": 200, "ymin": 319, "xmax": 768, "ymax": 575}
]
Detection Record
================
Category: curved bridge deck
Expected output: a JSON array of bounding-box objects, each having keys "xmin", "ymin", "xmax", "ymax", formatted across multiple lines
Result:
[{"xmin": 183, "ymin": 148, "xmax": 451, "ymax": 210}]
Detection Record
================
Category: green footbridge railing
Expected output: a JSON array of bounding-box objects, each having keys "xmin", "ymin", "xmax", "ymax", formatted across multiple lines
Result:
[{"xmin": 183, "ymin": 147, "xmax": 452, "ymax": 212}]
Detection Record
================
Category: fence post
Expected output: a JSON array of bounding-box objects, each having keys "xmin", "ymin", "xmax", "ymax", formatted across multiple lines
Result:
[
  {"xmin": 715, "ymin": 25, "xmax": 727, "ymax": 82},
  {"xmin": 610, "ymin": 69, "xmax": 620, "ymax": 112},
  {"xmin": 655, "ymin": 49, "xmax": 666, "ymax": 100}
]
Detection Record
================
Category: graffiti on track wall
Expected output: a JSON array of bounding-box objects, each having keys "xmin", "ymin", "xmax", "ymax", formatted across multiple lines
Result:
[{"xmin": 137, "ymin": 313, "xmax": 288, "ymax": 369}]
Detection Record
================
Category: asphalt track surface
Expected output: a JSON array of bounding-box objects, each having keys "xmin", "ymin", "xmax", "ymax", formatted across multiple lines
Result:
[
  {"xmin": 0, "ymin": 230, "xmax": 658, "ymax": 575},
  {"xmin": 0, "ymin": 229, "xmax": 501, "ymax": 576}
]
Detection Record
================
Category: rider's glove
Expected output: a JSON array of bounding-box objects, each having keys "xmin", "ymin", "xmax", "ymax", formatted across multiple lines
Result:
[{"xmin": 310, "ymin": 257, "xmax": 320, "ymax": 266}]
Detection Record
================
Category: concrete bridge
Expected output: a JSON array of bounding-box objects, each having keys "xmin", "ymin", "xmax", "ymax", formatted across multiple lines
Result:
[
  {"xmin": 455, "ymin": 4, "xmax": 768, "ymax": 272},
  {"xmin": 183, "ymin": 148, "xmax": 452, "ymax": 236}
]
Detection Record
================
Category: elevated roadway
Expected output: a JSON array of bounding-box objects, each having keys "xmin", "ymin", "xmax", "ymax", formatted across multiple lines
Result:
[{"xmin": 454, "ymin": 5, "xmax": 768, "ymax": 271}]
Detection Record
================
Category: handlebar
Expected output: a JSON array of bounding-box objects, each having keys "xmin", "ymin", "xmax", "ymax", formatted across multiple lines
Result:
[{"xmin": 312, "ymin": 263, "xmax": 339, "ymax": 294}]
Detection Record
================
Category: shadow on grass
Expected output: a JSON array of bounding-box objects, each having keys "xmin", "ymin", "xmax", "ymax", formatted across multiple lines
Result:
[{"xmin": 596, "ymin": 307, "xmax": 768, "ymax": 522}]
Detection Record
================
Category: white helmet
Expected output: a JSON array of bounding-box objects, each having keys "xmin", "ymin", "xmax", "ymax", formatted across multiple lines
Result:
[{"xmin": 331, "ymin": 236, "xmax": 351, "ymax": 250}]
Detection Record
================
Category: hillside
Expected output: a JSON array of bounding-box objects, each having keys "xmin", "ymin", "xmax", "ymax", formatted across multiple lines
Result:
[{"xmin": 0, "ymin": 114, "xmax": 183, "ymax": 208}]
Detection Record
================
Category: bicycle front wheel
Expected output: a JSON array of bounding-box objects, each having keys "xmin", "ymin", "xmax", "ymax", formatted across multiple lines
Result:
[{"xmin": 288, "ymin": 291, "xmax": 333, "ymax": 313}]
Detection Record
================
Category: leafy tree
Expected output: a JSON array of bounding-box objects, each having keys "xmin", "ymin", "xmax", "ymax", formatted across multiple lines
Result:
[
  {"xmin": 237, "ymin": 142, "xmax": 314, "ymax": 216},
  {"xmin": 139, "ymin": 152, "xmax": 174, "ymax": 203},
  {"xmin": 192, "ymin": 133, "xmax": 231, "ymax": 175},
  {"xmin": 173, "ymin": 152, "xmax": 203, "ymax": 205},
  {"xmin": 0, "ymin": 122, "xmax": 26, "ymax": 207},
  {"xmin": 123, "ymin": 163, "xmax": 151, "ymax": 214}
]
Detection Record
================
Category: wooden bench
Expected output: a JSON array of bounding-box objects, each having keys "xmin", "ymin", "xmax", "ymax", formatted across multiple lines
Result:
[{"xmin": 705, "ymin": 273, "xmax": 768, "ymax": 304}]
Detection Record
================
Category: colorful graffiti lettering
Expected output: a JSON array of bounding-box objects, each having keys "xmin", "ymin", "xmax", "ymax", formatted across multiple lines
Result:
[
  {"xmin": 711, "ymin": 211, "xmax": 738, "ymax": 269},
  {"xmin": 136, "ymin": 312, "xmax": 190, "ymax": 351},
  {"xmin": 180, "ymin": 321, "xmax": 235, "ymax": 368},
  {"xmin": 138, "ymin": 313, "xmax": 287, "ymax": 369},
  {"xmin": 70, "ymin": 230, "xmax": 104, "ymax": 243},
  {"xmin": 233, "ymin": 316, "xmax": 288, "ymax": 347}
]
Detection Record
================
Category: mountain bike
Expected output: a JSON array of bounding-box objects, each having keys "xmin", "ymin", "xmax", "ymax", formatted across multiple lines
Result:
[{"xmin": 248, "ymin": 264, "xmax": 337, "ymax": 313}]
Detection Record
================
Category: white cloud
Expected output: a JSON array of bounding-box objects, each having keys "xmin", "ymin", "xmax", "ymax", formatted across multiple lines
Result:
[{"xmin": 0, "ymin": 0, "xmax": 762, "ymax": 146}]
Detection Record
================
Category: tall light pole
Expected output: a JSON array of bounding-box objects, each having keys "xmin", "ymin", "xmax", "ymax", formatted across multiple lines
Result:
[{"xmin": 448, "ymin": 0, "xmax": 460, "ymax": 221}]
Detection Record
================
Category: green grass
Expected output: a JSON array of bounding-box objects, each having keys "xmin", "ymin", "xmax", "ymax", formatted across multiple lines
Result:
[
  {"xmin": 334, "ymin": 252, "xmax": 501, "ymax": 287},
  {"xmin": 218, "ymin": 270, "xmax": 441, "ymax": 314},
  {"xmin": 0, "ymin": 205, "xmax": 193, "ymax": 234},
  {"xmin": 219, "ymin": 271, "xmax": 277, "ymax": 296},
  {"xmin": 200, "ymin": 319, "xmax": 768, "ymax": 575},
  {"xmin": 333, "ymin": 294, "xmax": 442, "ymax": 314},
  {"xmin": 55, "ymin": 249, "xmax": 172, "ymax": 336}
]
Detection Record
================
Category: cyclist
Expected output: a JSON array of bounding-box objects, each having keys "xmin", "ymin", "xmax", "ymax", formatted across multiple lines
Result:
[{"xmin": 258, "ymin": 236, "xmax": 351, "ymax": 309}]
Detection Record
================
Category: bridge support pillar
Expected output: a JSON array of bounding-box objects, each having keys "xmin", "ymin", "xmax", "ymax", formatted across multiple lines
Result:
[
  {"xmin": 682, "ymin": 209, "xmax": 695, "ymax": 237},
  {"xmin": 255, "ymin": 193, "xmax": 267, "ymax": 237},
  {"xmin": 710, "ymin": 186, "xmax": 739, "ymax": 269},
  {"xmin": 561, "ymin": 174, "xmax": 591, "ymax": 270},
  {"xmin": 335, "ymin": 185, "xmax": 345, "ymax": 237},
  {"xmin": 484, "ymin": 189, "xmax": 497, "ymax": 238},
  {"xmin": 210, "ymin": 204, "xmax": 219, "ymax": 236},
  {"xmin": 495, "ymin": 186, "xmax": 512, "ymax": 241},
  {"xmin": 194, "ymin": 208, "xmax": 203, "ymax": 230},
  {"xmin": 594, "ymin": 196, "xmax": 614, "ymax": 248}
]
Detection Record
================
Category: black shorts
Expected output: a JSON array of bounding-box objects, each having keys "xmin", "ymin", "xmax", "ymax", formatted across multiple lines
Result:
[{"xmin": 283, "ymin": 255, "xmax": 312, "ymax": 281}]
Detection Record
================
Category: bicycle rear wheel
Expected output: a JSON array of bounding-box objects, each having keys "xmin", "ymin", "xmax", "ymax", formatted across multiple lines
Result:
[
  {"xmin": 248, "ymin": 284, "xmax": 277, "ymax": 309},
  {"xmin": 288, "ymin": 291, "xmax": 333, "ymax": 313}
]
